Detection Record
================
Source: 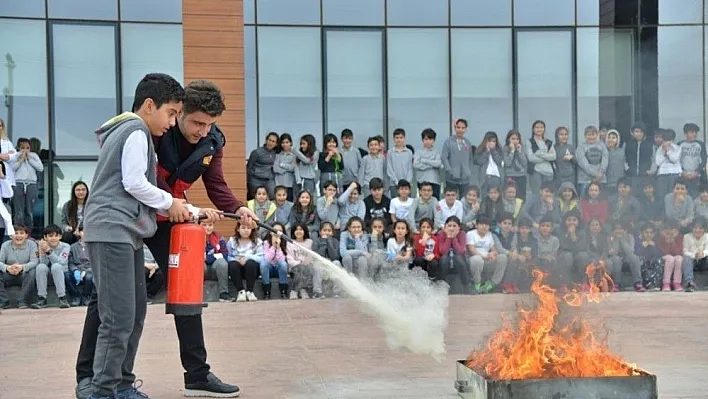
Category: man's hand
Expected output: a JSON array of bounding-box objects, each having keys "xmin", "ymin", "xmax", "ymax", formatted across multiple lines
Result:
[
  {"xmin": 235, "ymin": 206, "xmax": 259, "ymax": 229},
  {"xmin": 199, "ymin": 208, "xmax": 224, "ymax": 223},
  {"xmin": 168, "ymin": 198, "xmax": 191, "ymax": 223}
]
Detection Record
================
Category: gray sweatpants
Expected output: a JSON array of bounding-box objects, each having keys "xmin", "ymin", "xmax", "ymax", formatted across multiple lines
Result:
[
  {"xmin": 88, "ymin": 242, "xmax": 146, "ymax": 396},
  {"xmin": 204, "ymin": 258, "xmax": 229, "ymax": 294},
  {"xmin": 468, "ymin": 254, "xmax": 508, "ymax": 285},
  {"xmin": 342, "ymin": 253, "xmax": 369, "ymax": 279},
  {"xmin": 0, "ymin": 269, "xmax": 36, "ymax": 304},
  {"xmin": 36, "ymin": 262, "xmax": 66, "ymax": 298},
  {"xmin": 12, "ymin": 182, "xmax": 38, "ymax": 228},
  {"xmin": 312, "ymin": 260, "xmax": 342, "ymax": 295}
]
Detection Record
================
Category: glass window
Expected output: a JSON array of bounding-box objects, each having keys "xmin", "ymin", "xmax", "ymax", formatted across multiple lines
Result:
[
  {"xmin": 516, "ymin": 30, "xmax": 573, "ymax": 138},
  {"xmin": 450, "ymin": 0, "xmax": 511, "ymax": 26},
  {"xmin": 0, "ymin": 19, "xmax": 49, "ymax": 152},
  {"xmin": 245, "ymin": 27, "xmax": 258, "ymax": 156},
  {"xmin": 325, "ymin": 30, "xmax": 384, "ymax": 151},
  {"xmin": 657, "ymin": 26, "xmax": 703, "ymax": 131},
  {"xmin": 451, "ymin": 29, "xmax": 513, "ymax": 144},
  {"xmin": 257, "ymin": 0, "xmax": 320, "ymax": 25},
  {"xmin": 52, "ymin": 24, "xmax": 117, "ymax": 157},
  {"xmin": 514, "ymin": 0, "xmax": 575, "ymax": 26},
  {"xmin": 52, "ymin": 161, "xmax": 96, "ymax": 224},
  {"xmin": 659, "ymin": 0, "xmax": 702, "ymax": 24},
  {"xmin": 257, "ymin": 27, "xmax": 322, "ymax": 145},
  {"xmin": 48, "ymin": 0, "xmax": 118, "ymax": 20},
  {"xmin": 576, "ymin": 28, "xmax": 634, "ymax": 138},
  {"xmin": 387, "ymin": 0, "xmax": 449, "ymax": 26},
  {"xmin": 387, "ymin": 29, "xmax": 449, "ymax": 153},
  {"xmin": 0, "ymin": 0, "xmax": 45, "ymax": 18},
  {"xmin": 120, "ymin": 0, "xmax": 182, "ymax": 22},
  {"xmin": 323, "ymin": 0, "xmax": 384, "ymax": 26},
  {"xmin": 244, "ymin": 0, "xmax": 255, "ymax": 24},
  {"xmin": 121, "ymin": 23, "xmax": 183, "ymax": 112},
  {"xmin": 577, "ymin": 0, "xmax": 639, "ymax": 25}
]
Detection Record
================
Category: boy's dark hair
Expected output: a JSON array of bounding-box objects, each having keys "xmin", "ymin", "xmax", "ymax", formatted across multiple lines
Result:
[
  {"xmin": 274, "ymin": 185, "xmax": 288, "ymax": 195},
  {"xmin": 375, "ymin": 135, "xmax": 385, "ymax": 143},
  {"xmin": 476, "ymin": 216, "xmax": 492, "ymax": 227},
  {"xmin": 540, "ymin": 181, "xmax": 555, "ymax": 192},
  {"xmin": 539, "ymin": 215, "xmax": 554, "ymax": 226},
  {"xmin": 631, "ymin": 121, "xmax": 646, "ymax": 132},
  {"xmin": 584, "ymin": 125, "xmax": 598, "ymax": 135},
  {"xmin": 617, "ymin": 177, "xmax": 632, "ymax": 189},
  {"xmin": 642, "ymin": 180, "xmax": 655, "ymax": 189},
  {"xmin": 445, "ymin": 185, "xmax": 458, "ymax": 194},
  {"xmin": 640, "ymin": 222, "xmax": 655, "ymax": 232},
  {"xmin": 517, "ymin": 217, "xmax": 533, "ymax": 228},
  {"xmin": 454, "ymin": 118, "xmax": 468, "ymax": 127},
  {"xmin": 183, "ymin": 80, "xmax": 226, "ymax": 117},
  {"xmin": 13, "ymin": 224, "xmax": 30, "ymax": 234},
  {"xmin": 421, "ymin": 128, "xmax": 437, "ymax": 141},
  {"xmin": 700, "ymin": 183, "xmax": 708, "ymax": 193},
  {"xmin": 16, "ymin": 137, "xmax": 30, "ymax": 148},
  {"xmin": 367, "ymin": 136, "xmax": 378, "ymax": 145},
  {"xmin": 683, "ymin": 123, "xmax": 700, "ymax": 134},
  {"xmin": 659, "ymin": 128, "xmax": 676, "ymax": 142},
  {"xmin": 693, "ymin": 216, "xmax": 708, "ymax": 229},
  {"xmin": 466, "ymin": 185, "xmax": 480, "ymax": 197},
  {"xmin": 132, "ymin": 73, "xmax": 185, "ymax": 113},
  {"xmin": 497, "ymin": 212, "xmax": 514, "ymax": 224},
  {"xmin": 369, "ymin": 177, "xmax": 384, "ymax": 190},
  {"xmin": 291, "ymin": 222, "xmax": 311, "ymax": 240},
  {"xmin": 322, "ymin": 180, "xmax": 337, "ymax": 190},
  {"xmin": 662, "ymin": 219, "xmax": 679, "ymax": 230},
  {"xmin": 393, "ymin": 128, "xmax": 406, "ymax": 137},
  {"xmin": 397, "ymin": 179, "xmax": 411, "ymax": 189},
  {"xmin": 599, "ymin": 121, "xmax": 612, "ymax": 131},
  {"xmin": 611, "ymin": 218, "xmax": 629, "ymax": 230},
  {"xmin": 673, "ymin": 178, "xmax": 688, "ymax": 189},
  {"xmin": 563, "ymin": 209, "xmax": 581, "ymax": 222},
  {"xmin": 341, "ymin": 128, "xmax": 353, "ymax": 138},
  {"xmin": 419, "ymin": 181, "xmax": 433, "ymax": 190},
  {"xmin": 43, "ymin": 224, "xmax": 62, "ymax": 237}
]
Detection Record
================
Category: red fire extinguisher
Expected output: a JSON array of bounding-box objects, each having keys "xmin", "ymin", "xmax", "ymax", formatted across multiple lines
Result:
[{"xmin": 166, "ymin": 221, "xmax": 207, "ymax": 316}]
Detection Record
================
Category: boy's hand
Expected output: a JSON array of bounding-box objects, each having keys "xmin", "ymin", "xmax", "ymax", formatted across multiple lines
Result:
[{"xmin": 168, "ymin": 198, "xmax": 191, "ymax": 223}]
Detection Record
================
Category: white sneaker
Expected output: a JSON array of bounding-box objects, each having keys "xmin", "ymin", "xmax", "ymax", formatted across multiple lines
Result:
[
  {"xmin": 299, "ymin": 289, "xmax": 310, "ymax": 299},
  {"xmin": 236, "ymin": 290, "xmax": 247, "ymax": 302},
  {"xmin": 289, "ymin": 290, "xmax": 298, "ymax": 300},
  {"xmin": 246, "ymin": 291, "xmax": 257, "ymax": 302}
]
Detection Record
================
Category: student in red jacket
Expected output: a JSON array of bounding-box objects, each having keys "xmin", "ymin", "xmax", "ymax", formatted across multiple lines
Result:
[
  {"xmin": 581, "ymin": 182, "xmax": 608, "ymax": 225},
  {"xmin": 435, "ymin": 216, "xmax": 470, "ymax": 286},
  {"xmin": 411, "ymin": 218, "xmax": 440, "ymax": 279}
]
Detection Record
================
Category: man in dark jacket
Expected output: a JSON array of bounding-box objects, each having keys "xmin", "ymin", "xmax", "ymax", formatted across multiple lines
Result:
[
  {"xmin": 624, "ymin": 121, "xmax": 654, "ymax": 193},
  {"xmin": 75, "ymin": 80, "xmax": 257, "ymax": 399}
]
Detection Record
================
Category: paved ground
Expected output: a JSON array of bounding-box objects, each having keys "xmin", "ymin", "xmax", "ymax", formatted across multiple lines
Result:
[{"xmin": 0, "ymin": 292, "xmax": 706, "ymax": 399}]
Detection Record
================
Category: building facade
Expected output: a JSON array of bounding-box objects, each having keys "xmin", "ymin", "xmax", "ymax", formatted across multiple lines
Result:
[{"xmin": 2, "ymin": 0, "xmax": 708, "ymax": 231}]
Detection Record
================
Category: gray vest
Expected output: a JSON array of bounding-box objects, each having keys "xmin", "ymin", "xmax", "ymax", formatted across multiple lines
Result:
[{"xmin": 83, "ymin": 115, "xmax": 157, "ymax": 250}]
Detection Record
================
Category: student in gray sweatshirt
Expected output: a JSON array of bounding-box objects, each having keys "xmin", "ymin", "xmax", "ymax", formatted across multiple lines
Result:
[
  {"xmin": 526, "ymin": 120, "xmax": 556, "ymax": 194},
  {"xmin": 32, "ymin": 224, "xmax": 71, "ymax": 309},
  {"xmin": 502, "ymin": 130, "xmax": 528, "ymax": 200},
  {"xmin": 605, "ymin": 130, "xmax": 626, "ymax": 191},
  {"xmin": 12, "ymin": 137, "xmax": 44, "ymax": 229},
  {"xmin": 386, "ymin": 128, "xmax": 414, "ymax": 198},
  {"xmin": 576, "ymin": 125, "xmax": 608, "ymax": 198},
  {"xmin": 553, "ymin": 126, "xmax": 576, "ymax": 190},
  {"xmin": 272, "ymin": 186, "xmax": 294, "ymax": 229},
  {"xmin": 294, "ymin": 134, "xmax": 319, "ymax": 195},
  {"xmin": 408, "ymin": 182, "xmax": 437, "ymax": 233},
  {"xmin": 414, "ymin": 128, "xmax": 443, "ymax": 200},
  {"xmin": 0, "ymin": 224, "xmax": 38, "ymax": 308},
  {"xmin": 694, "ymin": 183, "xmax": 708, "ymax": 221},
  {"xmin": 441, "ymin": 118, "xmax": 476, "ymax": 198},
  {"xmin": 679, "ymin": 123, "xmax": 706, "ymax": 198},
  {"xmin": 339, "ymin": 216, "xmax": 370, "ymax": 279},
  {"xmin": 272, "ymin": 133, "xmax": 297, "ymax": 202},
  {"xmin": 664, "ymin": 179, "xmax": 695, "ymax": 231},
  {"xmin": 316, "ymin": 181, "xmax": 340, "ymax": 230},
  {"xmin": 247, "ymin": 131, "xmax": 278, "ymax": 199},
  {"xmin": 359, "ymin": 137, "xmax": 387, "ymax": 198},
  {"xmin": 340, "ymin": 129, "xmax": 365, "ymax": 187},
  {"xmin": 338, "ymin": 182, "xmax": 366, "ymax": 228}
]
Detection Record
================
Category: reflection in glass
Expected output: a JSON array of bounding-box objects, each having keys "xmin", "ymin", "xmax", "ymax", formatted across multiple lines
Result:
[
  {"xmin": 52, "ymin": 24, "xmax": 117, "ymax": 156},
  {"xmin": 52, "ymin": 161, "xmax": 95, "ymax": 225},
  {"xmin": 514, "ymin": 0, "xmax": 575, "ymax": 26},
  {"xmin": 516, "ymin": 31, "xmax": 573, "ymax": 138},
  {"xmin": 0, "ymin": 19, "xmax": 48, "ymax": 149},
  {"xmin": 387, "ymin": 0, "xmax": 449, "ymax": 26},
  {"xmin": 0, "ymin": 0, "xmax": 45, "ymax": 18},
  {"xmin": 450, "ymin": 0, "xmax": 511, "ymax": 26},
  {"xmin": 120, "ymin": 0, "xmax": 182, "ymax": 22},
  {"xmin": 451, "ymin": 29, "xmax": 513, "ymax": 144},
  {"xmin": 326, "ymin": 30, "xmax": 384, "ymax": 151},
  {"xmin": 244, "ymin": 0, "xmax": 255, "ymax": 24},
  {"xmin": 257, "ymin": 27, "xmax": 322, "ymax": 142},
  {"xmin": 121, "ymin": 23, "xmax": 183, "ymax": 111},
  {"xmin": 323, "ymin": 0, "xmax": 385, "ymax": 25},
  {"xmin": 245, "ymin": 27, "xmax": 259, "ymax": 156},
  {"xmin": 387, "ymin": 29, "xmax": 449, "ymax": 152},
  {"xmin": 257, "ymin": 0, "xmax": 320, "ymax": 25},
  {"xmin": 577, "ymin": 0, "xmax": 639, "ymax": 25},
  {"xmin": 47, "ymin": 0, "xmax": 118, "ymax": 20},
  {"xmin": 659, "ymin": 0, "xmax": 702, "ymax": 24}
]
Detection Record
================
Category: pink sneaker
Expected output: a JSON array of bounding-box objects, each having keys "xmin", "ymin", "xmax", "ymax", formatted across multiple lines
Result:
[
  {"xmin": 662, "ymin": 283, "xmax": 671, "ymax": 291},
  {"xmin": 672, "ymin": 283, "xmax": 683, "ymax": 292}
]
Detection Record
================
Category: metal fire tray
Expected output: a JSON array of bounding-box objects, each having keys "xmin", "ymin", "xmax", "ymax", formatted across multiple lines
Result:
[{"xmin": 455, "ymin": 360, "xmax": 658, "ymax": 399}]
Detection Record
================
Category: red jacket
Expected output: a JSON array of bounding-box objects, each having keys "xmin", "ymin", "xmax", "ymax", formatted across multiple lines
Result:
[
  {"xmin": 657, "ymin": 234, "xmax": 683, "ymax": 256},
  {"xmin": 436, "ymin": 230, "xmax": 467, "ymax": 255},
  {"xmin": 581, "ymin": 199, "xmax": 608, "ymax": 225},
  {"xmin": 413, "ymin": 233, "xmax": 441, "ymax": 258}
]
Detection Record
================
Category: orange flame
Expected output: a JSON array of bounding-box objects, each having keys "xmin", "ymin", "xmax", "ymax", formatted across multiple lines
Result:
[{"xmin": 466, "ymin": 266, "xmax": 638, "ymax": 380}]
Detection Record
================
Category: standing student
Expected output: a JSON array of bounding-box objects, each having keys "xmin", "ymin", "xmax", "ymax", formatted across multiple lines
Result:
[
  {"xmin": 340, "ymin": 129, "xmax": 365, "ymax": 187},
  {"xmin": 0, "ymin": 118, "xmax": 19, "ymax": 195},
  {"xmin": 605, "ymin": 130, "xmax": 626, "ymax": 192},
  {"xmin": 655, "ymin": 128, "xmax": 682, "ymax": 200},
  {"xmin": 294, "ymin": 134, "xmax": 319, "ymax": 195},
  {"xmin": 624, "ymin": 122, "xmax": 653, "ymax": 193},
  {"xmin": 441, "ymin": 118, "xmax": 475, "ymax": 198},
  {"xmin": 576, "ymin": 125, "xmax": 608, "ymax": 198},
  {"xmin": 80, "ymin": 73, "xmax": 192, "ymax": 399},
  {"xmin": 386, "ymin": 128, "xmax": 414, "ymax": 198},
  {"xmin": 502, "ymin": 129, "xmax": 528, "ymax": 200},
  {"xmin": 246, "ymin": 132, "xmax": 278, "ymax": 200},
  {"xmin": 553, "ymin": 126, "xmax": 576, "ymax": 190},
  {"xmin": 358, "ymin": 137, "xmax": 386, "ymax": 198},
  {"xmin": 318, "ymin": 133, "xmax": 343, "ymax": 195},
  {"xmin": 12, "ymin": 137, "xmax": 43, "ymax": 229},
  {"xmin": 679, "ymin": 123, "xmax": 706, "ymax": 198},
  {"xmin": 413, "ymin": 128, "xmax": 443, "ymax": 200},
  {"xmin": 475, "ymin": 131, "xmax": 503, "ymax": 195},
  {"xmin": 526, "ymin": 120, "xmax": 556, "ymax": 194},
  {"xmin": 272, "ymin": 133, "xmax": 296, "ymax": 202}
]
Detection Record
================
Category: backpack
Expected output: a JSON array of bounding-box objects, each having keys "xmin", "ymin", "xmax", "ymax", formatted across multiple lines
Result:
[{"xmin": 527, "ymin": 138, "xmax": 554, "ymax": 175}]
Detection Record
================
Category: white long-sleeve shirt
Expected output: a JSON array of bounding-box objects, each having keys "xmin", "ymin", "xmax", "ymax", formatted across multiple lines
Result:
[
  {"xmin": 655, "ymin": 142, "xmax": 682, "ymax": 175},
  {"xmin": 683, "ymin": 232, "xmax": 708, "ymax": 259},
  {"xmin": 1, "ymin": 138, "xmax": 19, "ymax": 186},
  {"xmin": 121, "ymin": 130, "xmax": 173, "ymax": 211}
]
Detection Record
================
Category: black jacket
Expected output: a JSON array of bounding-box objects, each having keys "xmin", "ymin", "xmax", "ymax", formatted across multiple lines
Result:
[{"xmin": 624, "ymin": 137, "xmax": 654, "ymax": 177}]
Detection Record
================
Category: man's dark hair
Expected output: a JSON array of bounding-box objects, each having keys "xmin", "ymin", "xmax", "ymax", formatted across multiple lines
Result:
[
  {"xmin": 183, "ymin": 80, "xmax": 226, "ymax": 117},
  {"xmin": 369, "ymin": 177, "xmax": 384, "ymax": 190},
  {"xmin": 43, "ymin": 224, "xmax": 62, "ymax": 237},
  {"xmin": 421, "ymin": 128, "xmax": 437, "ymax": 140},
  {"xmin": 132, "ymin": 73, "xmax": 184, "ymax": 112},
  {"xmin": 341, "ymin": 128, "xmax": 353, "ymax": 138}
]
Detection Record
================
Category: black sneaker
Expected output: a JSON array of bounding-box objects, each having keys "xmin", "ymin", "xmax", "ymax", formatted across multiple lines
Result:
[
  {"xmin": 1, "ymin": 301, "xmax": 10, "ymax": 309},
  {"xmin": 218, "ymin": 292, "xmax": 235, "ymax": 302},
  {"xmin": 70, "ymin": 296, "xmax": 81, "ymax": 307},
  {"xmin": 17, "ymin": 302, "xmax": 28, "ymax": 309},
  {"xmin": 184, "ymin": 373, "xmax": 240, "ymax": 398},
  {"xmin": 686, "ymin": 281, "xmax": 696, "ymax": 292},
  {"xmin": 31, "ymin": 297, "xmax": 48, "ymax": 309},
  {"xmin": 58, "ymin": 296, "xmax": 70, "ymax": 309}
]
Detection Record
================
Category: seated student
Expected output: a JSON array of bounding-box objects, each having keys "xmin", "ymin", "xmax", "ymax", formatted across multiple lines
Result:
[
  {"xmin": 0, "ymin": 224, "xmax": 38, "ymax": 309},
  {"xmin": 493, "ymin": 213, "xmax": 518, "ymax": 293},
  {"xmin": 32, "ymin": 224, "xmax": 71, "ymax": 309},
  {"xmin": 143, "ymin": 245, "xmax": 163, "ymax": 302},
  {"xmin": 555, "ymin": 182, "xmax": 581, "ymax": 215},
  {"xmin": 339, "ymin": 216, "xmax": 370, "ymax": 279},
  {"xmin": 312, "ymin": 222, "xmax": 342, "ymax": 299},
  {"xmin": 478, "ymin": 185, "xmax": 504, "ymax": 234},
  {"xmin": 664, "ymin": 179, "xmax": 694, "ymax": 232},
  {"xmin": 226, "ymin": 220, "xmax": 264, "ymax": 301},
  {"xmin": 635, "ymin": 222, "xmax": 663, "ymax": 291},
  {"xmin": 317, "ymin": 181, "xmax": 340, "ymax": 231},
  {"xmin": 248, "ymin": 185, "xmax": 276, "ymax": 237},
  {"xmin": 682, "ymin": 216, "xmax": 708, "ymax": 292},
  {"xmin": 272, "ymin": 185, "xmax": 294, "ymax": 228},
  {"xmin": 383, "ymin": 220, "xmax": 413, "ymax": 276},
  {"xmin": 338, "ymin": 181, "xmax": 366, "ymax": 228},
  {"xmin": 289, "ymin": 189, "xmax": 320, "ymax": 238},
  {"xmin": 521, "ymin": 181, "xmax": 562, "ymax": 231},
  {"xmin": 509, "ymin": 217, "xmax": 538, "ymax": 292},
  {"xmin": 436, "ymin": 216, "xmax": 470, "ymax": 287},
  {"xmin": 694, "ymin": 183, "xmax": 708, "ymax": 221},
  {"xmin": 390, "ymin": 179, "xmax": 415, "ymax": 223},
  {"xmin": 460, "ymin": 186, "xmax": 481, "ymax": 232},
  {"xmin": 260, "ymin": 222, "xmax": 288, "ymax": 300},
  {"xmin": 411, "ymin": 218, "xmax": 439, "ymax": 279},
  {"xmin": 434, "ymin": 186, "xmax": 464, "ymax": 231},
  {"xmin": 607, "ymin": 218, "xmax": 644, "ymax": 292},
  {"xmin": 639, "ymin": 180, "xmax": 664, "ymax": 224},
  {"xmin": 501, "ymin": 182, "xmax": 524, "ymax": 224},
  {"xmin": 68, "ymin": 225, "xmax": 93, "ymax": 306},
  {"xmin": 657, "ymin": 220, "xmax": 683, "ymax": 291},
  {"xmin": 466, "ymin": 216, "xmax": 507, "ymax": 294},
  {"xmin": 363, "ymin": 177, "xmax": 391, "ymax": 231},
  {"xmin": 581, "ymin": 182, "xmax": 608, "ymax": 226},
  {"xmin": 587, "ymin": 218, "xmax": 617, "ymax": 290},
  {"xmin": 366, "ymin": 216, "xmax": 388, "ymax": 277},
  {"xmin": 202, "ymin": 220, "xmax": 231, "ymax": 302},
  {"xmin": 536, "ymin": 215, "xmax": 561, "ymax": 288},
  {"xmin": 608, "ymin": 177, "xmax": 642, "ymax": 227},
  {"xmin": 557, "ymin": 210, "xmax": 591, "ymax": 284},
  {"xmin": 408, "ymin": 182, "xmax": 437, "ymax": 234},
  {"xmin": 287, "ymin": 223, "xmax": 314, "ymax": 300}
]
